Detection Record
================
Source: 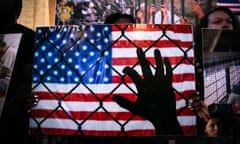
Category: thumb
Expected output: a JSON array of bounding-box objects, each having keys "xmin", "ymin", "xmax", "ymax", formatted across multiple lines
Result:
[{"xmin": 113, "ymin": 95, "xmax": 136, "ymax": 112}]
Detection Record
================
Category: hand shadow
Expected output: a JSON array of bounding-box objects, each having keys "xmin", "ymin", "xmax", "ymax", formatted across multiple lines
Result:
[{"xmin": 113, "ymin": 48, "xmax": 183, "ymax": 135}]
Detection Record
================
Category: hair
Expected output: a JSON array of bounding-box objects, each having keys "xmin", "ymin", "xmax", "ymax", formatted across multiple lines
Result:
[
  {"xmin": 200, "ymin": 6, "xmax": 240, "ymax": 29},
  {"xmin": 232, "ymin": 83, "xmax": 240, "ymax": 94},
  {"xmin": 0, "ymin": 0, "xmax": 22, "ymax": 24},
  {"xmin": 0, "ymin": 40, "xmax": 6, "ymax": 47},
  {"xmin": 104, "ymin": 13, "xmax": 136, "ymax": 24}
]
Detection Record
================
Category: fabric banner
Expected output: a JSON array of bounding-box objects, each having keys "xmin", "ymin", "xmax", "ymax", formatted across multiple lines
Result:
[
  {"xmin": 216, "ymin": 0, "xmax": 240, "ymax": 13},
  {"xmin": 30, "ymin": 24, "xmax": 196, "ymax": 136}
]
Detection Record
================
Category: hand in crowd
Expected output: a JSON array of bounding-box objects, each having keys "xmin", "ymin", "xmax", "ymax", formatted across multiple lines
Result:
[
  {"xmin": 149, "ymin": 4, "xmax": 157, "ymax": 14},
  {"xmin": 189, "ymin": 94, "xmax": 210, "ymax": 122},
  {"xmin": 191, "ymin": 1, "xmax": 205, "ymax": 19},
  {"xmin": 0, "ymin": 67, "xmax": 10, "ymax": 79},
  {"xmin": 179, "ymin": 16, "xmax": 191, "ymax": 24},
  {"xmin": 26, "ymin": 93, "xmax": 38, "ymax": 111},
  {"xmin": 113, "ymin": 48, "xmax": 183, "ymax": 135},
  {"xmin": 160, "ymin": 2, "xmax": 168, "ymax": 17}
]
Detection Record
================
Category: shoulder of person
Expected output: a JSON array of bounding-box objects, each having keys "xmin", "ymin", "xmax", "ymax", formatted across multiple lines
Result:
[{"xmin": 14, "ymin": 24, "xmax": 35, "ymax": 36}]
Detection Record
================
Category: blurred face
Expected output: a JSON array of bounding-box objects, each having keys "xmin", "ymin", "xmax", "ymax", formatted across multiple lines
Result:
[
  {"xmin": 205, "ymin": 118, "xmax": 222, "ymax": 137},
  {"xmin": 208, "ymin": 11, "xmax": 233, "ymax": 29},
  {"xmin": 136, "ymin": 10, "xmax": 144, "ymax": 19}
]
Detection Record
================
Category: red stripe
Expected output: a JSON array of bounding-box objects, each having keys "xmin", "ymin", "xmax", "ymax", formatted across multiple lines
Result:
[
  {"xmin": 175, "ymin": 90, "xmax": 197, "ymax": 100},
  {"xmin": 30, "ymin": 128, "xmax": 156, "ymax": 136},
  {"xmin": 30, "ymin": 109, "xmax": 195, "ymax": 121},
  {"xmin": 112, "ymin": 40, "xmax": 193, "ymax": 48},
  {"xmin": 29, "ymin": 126, "xmax": 196, "ymax": 136},
  {"xmin": 112, "ymin": 73, "xmax": 195, "ymax": 83},
  {"xmin": 176, "ymin": 107, "xmax": 195, "ymax": 116},
  {"xmin": 33, "ymin": 88, "xmax": 195, "ymax": 102},
  {"xmin": 111, "ymin": 24, "xmax": 193, "ymax": 34},
  {"xmin": 33, "ymin": 92, "xmax": 137, "ymax": 102},
  {"xmin": 30, "ymin": 110, "xmax": 145, "ymax": 121},
  {"xmin": 112, "ymin": 57, "xmax": 194, "ymax": 65},
  {"xmin": 181, "ymin": 126, "xmax": 197, "ymax": 135}
]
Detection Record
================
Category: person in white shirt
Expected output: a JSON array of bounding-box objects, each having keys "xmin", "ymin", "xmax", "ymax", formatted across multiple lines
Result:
[{"xmin": 154, "ymin": 2, "xmax": 180, "ymax": 24}]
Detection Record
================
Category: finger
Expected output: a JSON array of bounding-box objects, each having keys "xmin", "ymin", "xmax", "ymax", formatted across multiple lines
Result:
[
  {"xmin": 164, "ymin": 57, "xmax": 172, "ymax": 82},
  {"xmin": 179, "ymin": 16, "xmax": 185, "ymax": 24},
  {"xmin": 198, "ymin": 111, "xmax": 209, "ymax": 122},
  {"xmin": 154, "ymin": 49, "xmax": 164, "ymax": 77},
  {"xmin": 112, "ymin": 95, "xmax": 136, "ymax": 113},
  {"xmin": 197, "ymin": 111, "xmax": 209, "ymax": 122},
  {"xmin": 137, "ymin": 48, "xmax": 153, "ymax": 79},
  {"xmin": 123, "ymin": 66, "xmax": 142, "ymax": 90},
  {"xmin": 201, "ymin": 102, "xmax": 210, "ymax": 117}
]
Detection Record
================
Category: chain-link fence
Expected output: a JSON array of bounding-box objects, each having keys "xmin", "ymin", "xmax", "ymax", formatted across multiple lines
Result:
[{"xmin": 30, "ymin": 24, "xmax": 196, "ymax": 143}]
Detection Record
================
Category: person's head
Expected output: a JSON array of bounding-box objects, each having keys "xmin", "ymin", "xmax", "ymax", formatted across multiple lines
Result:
[
  {"xmin": 104, "ymin": 13, "xmax": 136, "ymax": 24},
  {"xmin": 0, "ymin": 40, "xmax": 7, "ymax": 54},
  {"xmin": 232, "ymin": 83, "xmax": 240, "ymax": 94},
  {"xmin": 204, "ymin": 115, "xmax": 223, "ymax": 137},
  {"xmin": 0, "ymin": 0, "xmax": 22, "ymax": 25},
  {"xmin": 59, "ymin": 0, "xmax": 67, "ymax": 6},
  {"xmin": 200, "ymin": 6, "xmax": 239, "ymax": 29}
]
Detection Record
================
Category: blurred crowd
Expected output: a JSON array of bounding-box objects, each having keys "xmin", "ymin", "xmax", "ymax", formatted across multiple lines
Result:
[{"xmin": 56, "ymin": 0, "xmax": 134, "ymax": 25}]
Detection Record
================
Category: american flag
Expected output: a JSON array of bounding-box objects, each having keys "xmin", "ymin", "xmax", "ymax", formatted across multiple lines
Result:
[
  {"xmin": 216, "ymin": 0, "xmax": 240, "ymax": 13},
  {"xmin": 30, "ymin": 24, "xmax": 196, "ymax": 136}
]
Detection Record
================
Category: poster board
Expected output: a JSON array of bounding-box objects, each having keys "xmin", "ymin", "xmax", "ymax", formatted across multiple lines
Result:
[
  {"xmin": 202, "ymin": 29, "xmax": 240, "ymax": 114},
  {"xmin": 54, "ymin": 0, "xmax": 205, "ymax": 25},
  {"xmin": 55, "ymin": 0, "xmax": 135, "ymax": 25},
  {"xmin": 30, "ymin": 24, "xmax": 196, "ymax": 136},
  {"xmin": 0, "ymin": 33, "xmax": 22, "ymax": 117}
]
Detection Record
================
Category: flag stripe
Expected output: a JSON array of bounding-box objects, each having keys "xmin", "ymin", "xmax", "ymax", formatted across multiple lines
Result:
[
  {"xmin": 30, "ymin": 128, "xmax": 156, "ymax": 136},
  {"xmin": 30, "ymin": 99, "xmax": 187, "ymax": 112},
  {"xmin": 32, "ymin": 90, "xmax": 195, "ymax": 101},
  {"xmin": 216, "ymin": 1, "xmax": 240, "ymax": 12},
  {"xmin": 32, "ymin": 81, "xmax": 196, "ymax": 94},
  {"xmin": 30, "ymin": 117, "xmax": 195, "ymax": 131}
]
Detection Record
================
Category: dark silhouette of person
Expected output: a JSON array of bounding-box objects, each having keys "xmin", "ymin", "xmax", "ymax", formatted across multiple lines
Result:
[
  {"xmin": 0, "ymin": 0, "xmax": 36, "ymax": 143},
  {"xmin": 113, "ymin": 48, "xmax": 183, "ymax": 135}
]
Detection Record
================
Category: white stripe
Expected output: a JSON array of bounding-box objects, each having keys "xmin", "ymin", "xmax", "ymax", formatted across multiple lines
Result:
[
  {"xmin": 176, "ymin": 99, "xmax": 186, "ymax": 109},
  {"xmin": 112, "ymin": 48, "xmax": 194, "ymax": 58},
  {"xmin": 32, "ymin": 101, "xmax": 128, "ymax": 112},
  {"xmin": 32, "ymin": 83, "xmax": 136, "ymax": 94},
  {"xmin": 177, "ymin": 116, "xmax": 196, "ymax": 126},
  {"xmin": 112, "ymin": 64, "xmax": 195, "ymax": 75},
  {"xmin": 229, "ymin": 8, "xmax": 240, "ymax": 12},
  {"xmin": 31, "ymin": 99, "xmax": 187, "ymax": 112},
  {"xmin": 112, "ymin": 31, "xmax": 193, "ymax": 42},
  {"xmin": 173, "ymin": 81, "xmax": 196, "ymax": 92},
  {"xmin": 29, "ymin": 118, "xmax": 154, "ymax": 131},
  {"xmin": 32, "ymin": 81, "xmax": 195, "ymax": 94},
  {"xmin": 30, "ymin": 116, "xmax": 195, "ymax": 130},
  {"xmin": 216, "ymin": 3, "xmax": 240, "ymax": 6}
]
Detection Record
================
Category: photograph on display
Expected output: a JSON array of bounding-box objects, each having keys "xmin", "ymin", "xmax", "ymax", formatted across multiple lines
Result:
[
  {"xmin": 55, "ymin": 0, "xmax": 134, "ymax": 25},
  {"xmin": 30, "ymin": 24, "xmax": 197, "ymax": 136},
  {"xmin": 54, "ymin": 0, "xmax": 210, "ymax": 25},
  {"xmin": 201, "ymin": 29, "xmax": 240, "ymax": 119},
  {"xmin": 0, "ymin": 33, "xmax": 22, "ymax": 117}
]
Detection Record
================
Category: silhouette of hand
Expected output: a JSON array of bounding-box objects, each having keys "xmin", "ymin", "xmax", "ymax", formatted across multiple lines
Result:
[{"xmin": 113, "ymin": 48, "xmax": 183, "ymax": 135}]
